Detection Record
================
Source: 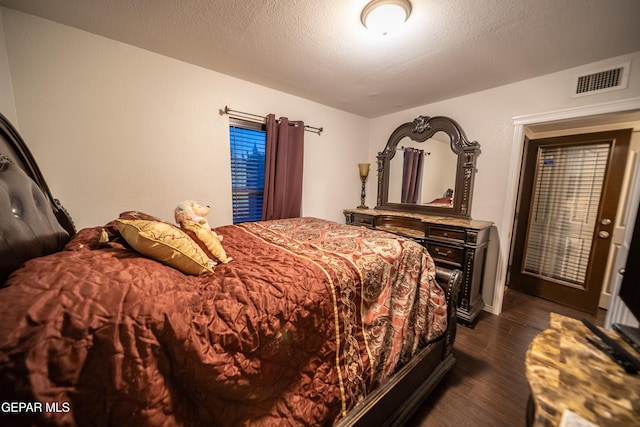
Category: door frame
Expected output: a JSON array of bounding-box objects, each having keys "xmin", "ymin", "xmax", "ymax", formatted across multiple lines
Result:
[
  {"xmin": 509, "ymin": 130, "xmax": 631, "ymax": 312},
  {"xmin": 492, "ymin": 97, "xmax": 640, "ymax": 316}
]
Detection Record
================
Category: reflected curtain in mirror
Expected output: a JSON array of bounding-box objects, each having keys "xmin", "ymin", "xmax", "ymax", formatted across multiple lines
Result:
[
  {"xmin": 401, "ymin": 148, "xmax": 424, "ymax": 204},
  {"xmin": 262, "ymin": 114, "xmax": 304, "ymax": 220}
]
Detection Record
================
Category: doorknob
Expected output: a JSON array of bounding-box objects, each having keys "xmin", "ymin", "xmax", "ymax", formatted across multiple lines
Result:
[
  {"xmin": 598, "ymin": 231, "xmax": 610, "ymax": 239},
  {"xmin": 600, "ymin": 218, "xmax": 611, "ymax": 225}
]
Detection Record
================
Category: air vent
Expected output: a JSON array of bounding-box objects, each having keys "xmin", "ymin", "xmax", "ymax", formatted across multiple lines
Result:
[{"xmin": 572, "ymin": 63, "xmax": 630, "ymax": 97}]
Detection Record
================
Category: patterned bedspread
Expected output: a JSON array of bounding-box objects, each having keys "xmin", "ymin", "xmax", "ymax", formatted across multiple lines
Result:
[{"xmin": 0, "ymin": 216, "xmax": 447, "ymax": 426}]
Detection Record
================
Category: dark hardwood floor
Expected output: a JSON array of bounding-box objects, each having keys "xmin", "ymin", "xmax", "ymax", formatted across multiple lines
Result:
[{"xmin": 405, "ymin": 288, "xmax": 606, "ymax": 427}]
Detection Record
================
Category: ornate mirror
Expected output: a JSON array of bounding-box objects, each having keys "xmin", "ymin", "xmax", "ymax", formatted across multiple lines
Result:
[{"xmin": 376, "ymin": 116, "xmax": 480, "ymax": 218}]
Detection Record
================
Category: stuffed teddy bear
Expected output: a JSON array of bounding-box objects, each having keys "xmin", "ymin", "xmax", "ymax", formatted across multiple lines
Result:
[
  {"xmin": 175, "ymin": 200, "xmax": 213, "ymax": 230},
  {"xmin": 174, "ymin": 200, "xmax": 231, "ymax": 264}
]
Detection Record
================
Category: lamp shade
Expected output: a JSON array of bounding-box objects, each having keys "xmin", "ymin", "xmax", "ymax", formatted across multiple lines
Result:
[
  {"xmin": 361, "ymin": 0, "xmax": 411, "ymax": 35},
  {"xmin": 358, "ymin": 163, "xmax": 370, "ymax": 178}
]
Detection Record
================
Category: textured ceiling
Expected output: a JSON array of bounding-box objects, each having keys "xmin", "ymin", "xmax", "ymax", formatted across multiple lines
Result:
[{"xmin": 1, "ymin": 0, "xmax": 640, "ymax": 118}]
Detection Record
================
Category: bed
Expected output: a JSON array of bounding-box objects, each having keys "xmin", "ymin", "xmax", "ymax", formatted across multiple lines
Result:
[{"xmin": 0, "ymin": 112, "xmax": 461, "ymax": 426}]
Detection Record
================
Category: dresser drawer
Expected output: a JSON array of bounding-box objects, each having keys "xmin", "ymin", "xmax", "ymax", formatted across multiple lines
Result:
[
  {"xmin": 349, "ymin": 214, "xmax": 375, "ymax": 227},
  {"xmin": 426, "ymin": 242, "xmax": 464, "ymax": 267},
  {"xmin": 428, "ymin": 226, "xmax": 466, "ymax": 242},
  {"xmin": 375, "ymin": 215, "xmax": 426, "ymax": 238}
]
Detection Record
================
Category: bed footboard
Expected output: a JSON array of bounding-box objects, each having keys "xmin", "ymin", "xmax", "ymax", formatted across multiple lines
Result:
[
  {"xmin": 336, "ymin": 267, "xmax": 462, "ymax": 427},
  {"xmin": 436, "ymin": 266, "xmax": 463, "ymax": 359}
]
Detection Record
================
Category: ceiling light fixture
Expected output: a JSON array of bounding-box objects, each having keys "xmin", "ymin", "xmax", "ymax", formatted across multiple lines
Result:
[{"xmin": 361, "ymin": 0, "xmax": 412, "ymax": 35}]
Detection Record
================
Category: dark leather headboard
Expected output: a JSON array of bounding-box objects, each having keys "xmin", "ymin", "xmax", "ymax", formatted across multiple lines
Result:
[{"xmin": 0, "ymin": 113, "xmax": 75, "ymax": 283}]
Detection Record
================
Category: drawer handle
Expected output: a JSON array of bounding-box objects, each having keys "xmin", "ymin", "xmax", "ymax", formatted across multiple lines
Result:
[
  {"xmin": 434, "ymin": 248, "xmax": 452, "ymax": 257},
  {"xmin": 443, "ymin": 232, "xmax": 448, "ymax": 237}
]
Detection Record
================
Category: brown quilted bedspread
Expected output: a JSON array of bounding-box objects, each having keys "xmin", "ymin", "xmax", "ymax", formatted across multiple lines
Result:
[{"xmin": 0, "ymin": 217, "xmax": 447, "ymax": 426}]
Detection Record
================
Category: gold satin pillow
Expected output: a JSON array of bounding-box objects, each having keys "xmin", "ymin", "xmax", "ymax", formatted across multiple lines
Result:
[
  {"xmin": 180, "ymin": 220, "xmax": 231, "ymax": 264},
  {"xmin": 116, "ymin": 219, "xmax": 213, "ymax": 275}
]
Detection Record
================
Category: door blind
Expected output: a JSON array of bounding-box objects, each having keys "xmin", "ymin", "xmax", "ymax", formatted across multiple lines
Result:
[{"xmin": 523, "ymin": 143, "xmax": 610, "ymax": 286}]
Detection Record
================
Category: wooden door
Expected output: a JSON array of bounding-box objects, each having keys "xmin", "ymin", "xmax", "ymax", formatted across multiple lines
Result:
[{"xmin": 509, "ymin": 129, "xmax": 631, "ymax": 313}]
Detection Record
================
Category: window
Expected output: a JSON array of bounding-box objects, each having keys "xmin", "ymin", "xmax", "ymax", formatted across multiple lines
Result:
[{"xmin": 229, "ymin": 119, "xmax": 266, "ymax": 223}]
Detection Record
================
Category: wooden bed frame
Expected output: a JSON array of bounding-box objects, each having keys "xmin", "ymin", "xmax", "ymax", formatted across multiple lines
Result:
[{"xmin": 0, "ymin": 112, "xmax": 462, "ymax": 426}]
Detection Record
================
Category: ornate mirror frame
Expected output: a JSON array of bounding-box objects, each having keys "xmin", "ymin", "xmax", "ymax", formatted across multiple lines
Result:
[{"xmin": 376, "ymin": 115, "xmax": 481, "ymax": 218}]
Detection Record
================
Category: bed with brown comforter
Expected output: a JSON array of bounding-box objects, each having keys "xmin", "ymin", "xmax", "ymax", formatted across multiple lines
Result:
[{"xmin": 0, "ymin": 112, "xmax": 461, "ymax": 426}]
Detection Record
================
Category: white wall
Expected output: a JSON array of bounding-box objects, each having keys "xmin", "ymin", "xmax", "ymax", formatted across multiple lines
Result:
[
  {"xmin": 0, "ymin": 8, "xmax": 369, "ymax": 229},
  {"xmin": 369, "ymin": 52, "xmax": 640, "ymax": 314},
  {"xmin": 0, "ymin": 9, "xmax": 16, "ymax": 125}
]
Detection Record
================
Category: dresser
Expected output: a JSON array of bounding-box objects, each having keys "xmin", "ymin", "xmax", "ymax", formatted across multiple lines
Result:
[{"xmin": 344, "ymin": 208, "xmax": 492, "ymax": 326}]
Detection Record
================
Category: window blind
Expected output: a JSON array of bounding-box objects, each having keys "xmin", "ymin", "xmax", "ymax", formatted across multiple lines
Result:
[
  {"xmin": 229, "ymin": 123, "xmax": 266, "ymax": 223},
  {"xmin": 523, "ymin": 143, "xmax": 610, "ymax": 286}
]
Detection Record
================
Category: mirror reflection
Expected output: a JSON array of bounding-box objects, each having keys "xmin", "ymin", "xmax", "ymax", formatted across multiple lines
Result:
[{"xmin": 388, "ymin": 131, "xmax": 457, "ymax": 206}]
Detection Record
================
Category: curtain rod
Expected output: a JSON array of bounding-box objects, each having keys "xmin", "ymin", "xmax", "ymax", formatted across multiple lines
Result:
[
  {"xmin": 399, "ymin": 146, "xmax": 431, "ymax": 155},
  {"xmin": 222, "ymin": 106, "xmax": 323, "ymax": 135}
]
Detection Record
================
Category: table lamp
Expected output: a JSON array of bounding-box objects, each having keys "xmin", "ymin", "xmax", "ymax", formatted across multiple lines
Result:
[{"xmin": 358, "ymin": 163, "xmax": 370, "ymax": 209}]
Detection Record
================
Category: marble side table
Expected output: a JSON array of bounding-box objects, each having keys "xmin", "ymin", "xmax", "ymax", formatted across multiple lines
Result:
[{"xmin": 525, "ymin": 313, "xmax": 640, "ymax": 426}]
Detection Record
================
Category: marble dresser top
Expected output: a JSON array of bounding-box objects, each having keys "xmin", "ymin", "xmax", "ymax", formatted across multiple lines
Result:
[
  {"xmin": 525, "ymin": 313, "xmax": 640, "ymax": 426},
  {"xmin": 343, "ymin": 208, "xmax": 493, "ymax": 230}
]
